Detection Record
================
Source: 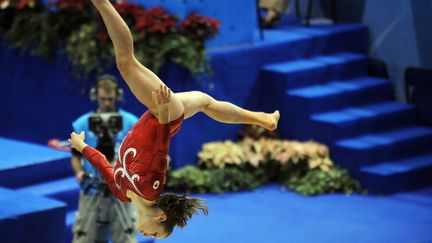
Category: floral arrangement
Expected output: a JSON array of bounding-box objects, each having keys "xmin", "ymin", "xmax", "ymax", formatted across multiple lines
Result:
[
  {"xmin": 180, "ymin": 13, "xmax": 221, "ymax": 42},
  {"xmin": 0, "ymin": 0, "xmax": 221, "ymax": 78},
  {"xmin": 198, "ymin": 138, "xmax": 332, "ymax": 170},
  {"xmin": 0, "ymin": 0, "xmax": 40, "ymax": 10},
  {"xmin": 198, "ymin": 140, "xmax": 245, "ymax": 168},
  {"xmin": 168, "ymin": 125, "xmax": 363, "ymax": 196}
]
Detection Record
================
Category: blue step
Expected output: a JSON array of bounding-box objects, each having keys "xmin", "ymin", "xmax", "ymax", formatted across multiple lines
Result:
[
  {"xmin": 0, "ymin": 187, "xmax": 66, "ymax": 243},
  {"xmin": 17, "ymin": 176, "xmax": 80, "ymax": 211},
  {"xmin": 279, "ymin": 77, "xmax": 394, "ymax": 140},
  {"xmin": 359, "ymin": 153, "xmax": 432, "ymax": 194},
  {"xmin": 334, "ymin": 126, "xmax": 432, "ymax": 171},
  {"xmin": 275, "ymin": 24, "xmax": 368, "ymax": 55},
  {"xmin": 66, "ymin": 210, "xmax": 153, "ymax": 243},
  {"xmin": 66, "ymin": 210, "xmax": 75, "ymax": 228},
  {"xmin": 286, "ymin": 77, "xmax": 394, "ymax": 114},
  {"xmin": 17, "ymin": 177, "xmax": 154, "ymax": 242},
  {"xmin": 392, "ymin": 186, "xmax": 432, "ymax": 207},
  {"xmin": 65, "ymin": 210, "xmax": 75, "ymax": 243},
  {"xmin": 0, "ymin": 137, "xmax": 72, "ymax": 188},
  {"xmin": 261, "ymin": 52, "xmax": 367, "ymax": 90},
  {"xmin": 310, "ymin": 102, "xmax": 416, "ymax": 144}
]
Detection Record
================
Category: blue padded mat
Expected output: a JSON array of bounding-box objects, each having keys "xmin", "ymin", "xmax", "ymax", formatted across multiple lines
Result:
[{"xmin": 155, "ymin": 184, "xmax": 432, "ymax": 243}]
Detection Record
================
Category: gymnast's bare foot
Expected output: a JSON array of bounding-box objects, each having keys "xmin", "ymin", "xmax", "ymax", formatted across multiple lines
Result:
[{"xmin": 259, "ymin": 110, "xmax": 280, "ymax": 131}]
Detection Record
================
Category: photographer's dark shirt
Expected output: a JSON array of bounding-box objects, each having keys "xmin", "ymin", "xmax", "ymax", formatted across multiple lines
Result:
[{"xmin": 82, "ymin": 110, "xmax": 184, "ymax": 202}]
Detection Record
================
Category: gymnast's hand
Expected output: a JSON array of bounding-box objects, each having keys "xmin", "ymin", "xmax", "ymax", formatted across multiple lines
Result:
[
  {"xmin": 68, "ymin": 131, "xmax": 88, "ymax": 153},
  {"xmin": 152, "ymin": 85, "xmax": 171, "ymax": 124},
  {"xmin": 152, "ymin": 85, "xmax": 171, "ymax": 108}
]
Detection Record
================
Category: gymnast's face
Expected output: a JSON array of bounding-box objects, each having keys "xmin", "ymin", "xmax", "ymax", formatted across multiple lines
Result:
[
  {"xmin": 97, "ymin": 87, "xmax": 117, "ymax": 112},
  {"xmin": 136, "ymin": 208, "xmax": 169, "ymax": 239}
]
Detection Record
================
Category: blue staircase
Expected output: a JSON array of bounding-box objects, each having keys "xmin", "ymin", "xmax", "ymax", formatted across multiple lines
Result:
[
  {"xmin": 262, "ymin": 53, "xmax": 367, "ymax": 89},
  {"xmin": 259, "ymin": 51, "xmax": 432, "ymax": 194},
  {"xmin": 360, "ymin": 153, "xmax": 432, "ymax": 194},
  {"xmin": 310, "ymin": 101, "xmax": 416, "ymax": 144}
]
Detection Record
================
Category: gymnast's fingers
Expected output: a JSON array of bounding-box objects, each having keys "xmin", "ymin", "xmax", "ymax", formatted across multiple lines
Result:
[
  {"xmin": 157, "ymin": 88, "xmax": 163, "ymax": 103},
  {"xmin": 152, "ymin": 91, "xmax": 157, "ymax": 104}
]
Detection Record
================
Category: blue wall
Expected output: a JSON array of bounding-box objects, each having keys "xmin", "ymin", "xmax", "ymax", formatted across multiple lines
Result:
[
  {"xmin": 325, "ymin": 0, "xmax": 431, "ymax": 100},
  {"xmin": 411, "ymin": 1, "xmax": 432, "ymax": 69},
  {"xmin": 363, "ymin": 0, "xmax": 421, "ymax": 100},
  {"xmin": 289, "ymin": 0, "xmax": 431, "ymax": 100}
]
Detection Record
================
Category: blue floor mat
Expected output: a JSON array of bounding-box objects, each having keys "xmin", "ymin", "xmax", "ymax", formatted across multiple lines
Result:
[{"xmin": 155, "ymin": 184, "xmax": 432, "ymax": 243}]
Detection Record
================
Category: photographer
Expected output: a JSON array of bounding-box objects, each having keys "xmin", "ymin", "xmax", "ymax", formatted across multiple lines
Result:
[{"xmin": 71, "ymin": 75, "xmax": 138, "ymax": 243}]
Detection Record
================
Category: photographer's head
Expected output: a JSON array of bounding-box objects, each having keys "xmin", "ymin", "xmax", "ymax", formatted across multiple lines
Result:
[{"xmin": 91, "ymin": 75, "xmax": 123, "ymax": 113}]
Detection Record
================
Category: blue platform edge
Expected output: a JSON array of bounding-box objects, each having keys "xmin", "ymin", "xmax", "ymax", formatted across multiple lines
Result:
[
  {"xmin": 0, "ymin": 187, "xmax": 66, "ymax": 243},
  {"xmin": 0, "ymin": 137, "xmax": 72, "ymax": 188},
  {"xmin": 0, "ymin": 137, "xmax": 69, "ymax": 170}
]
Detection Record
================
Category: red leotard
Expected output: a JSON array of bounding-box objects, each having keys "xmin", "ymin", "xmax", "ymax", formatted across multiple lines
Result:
[{"xmin": 82, "ymin": 110, "xmax": 184, "ymax": 202}]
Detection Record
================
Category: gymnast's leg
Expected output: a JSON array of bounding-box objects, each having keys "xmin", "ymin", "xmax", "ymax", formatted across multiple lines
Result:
[
  {"xmin": 91, "ymin": 0, "xmax": 279, "ymax": 129},
  {"xmin": 90, "ymin": 0, "xmax": 184, "ymax": 121},
  {"xmin": 176, "ymin": 91, "xmax": 280, "ymax": 130}
]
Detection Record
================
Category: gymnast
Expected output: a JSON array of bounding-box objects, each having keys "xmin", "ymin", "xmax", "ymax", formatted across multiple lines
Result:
[{"xmin": 68, "ymin": 0, "xmax": 280, "ymax": 239}]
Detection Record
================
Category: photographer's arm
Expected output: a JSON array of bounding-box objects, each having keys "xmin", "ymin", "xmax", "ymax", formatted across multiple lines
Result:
[{"xmin": 71, "ymin": 154, "xmax": 85, "ymax": 183}]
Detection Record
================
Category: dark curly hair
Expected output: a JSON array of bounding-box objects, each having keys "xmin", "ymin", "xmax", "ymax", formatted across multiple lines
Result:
[{"xmin": 154, "ymin": 193, "xmax": 208, "ymax": 236}]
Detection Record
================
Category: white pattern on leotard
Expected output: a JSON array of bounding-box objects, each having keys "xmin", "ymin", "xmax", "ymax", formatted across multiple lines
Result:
[{"xmin": 114, "ymin": 145, "xmax": 145, "ymax": 198}]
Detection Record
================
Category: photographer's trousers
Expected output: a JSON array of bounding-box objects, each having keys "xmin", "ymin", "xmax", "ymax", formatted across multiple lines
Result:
[{"xmin": 72, "ymin": 191, "xmax": 137, "ymax": 243}]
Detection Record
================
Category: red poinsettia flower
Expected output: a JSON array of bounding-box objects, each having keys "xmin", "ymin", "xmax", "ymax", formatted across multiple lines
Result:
[
  {"xmin": 50, "ymin": 0, "xmax": 86, "ymax": 11},
  {"xmin": 134, "ymin": 7, "xmax": 177, "ymax": 36},
  {"xmin": 13, "ymin": 0, "xmax": 36, "ymax": 9},
  {"xmin": 180, "ymin": 13, "xmax": 221, "ymax": 41},
  {"xmin": 113, "ymin": 1, "xmax": 146, "ymax": 22}
]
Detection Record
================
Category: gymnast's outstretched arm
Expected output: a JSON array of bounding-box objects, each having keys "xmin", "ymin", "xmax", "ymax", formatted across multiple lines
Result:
[{"xmin": 68, "ymin": 131, "xmax": 129, "ymax": 201}]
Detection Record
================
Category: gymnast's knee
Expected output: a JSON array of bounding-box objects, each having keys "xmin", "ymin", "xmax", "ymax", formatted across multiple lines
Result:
[{"xmin": 115, "ymin": 55, "xmax": 133, "ymax": 73}]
